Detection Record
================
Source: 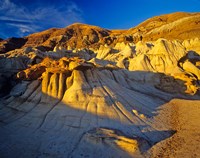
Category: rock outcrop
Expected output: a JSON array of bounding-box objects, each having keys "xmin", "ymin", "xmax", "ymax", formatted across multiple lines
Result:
[
  {"xmin": 0, "ymin": 12, "xmax": 200, "ymax": 158},
  {"xmin": 0, "ymin": 37, "xmax": 27, "ymax": 54}
]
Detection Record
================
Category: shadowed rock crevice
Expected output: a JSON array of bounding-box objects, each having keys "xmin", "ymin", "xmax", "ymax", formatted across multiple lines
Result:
[{"xmin": 0, "ymin": 37, "xmax": 27, "ymax": 54}]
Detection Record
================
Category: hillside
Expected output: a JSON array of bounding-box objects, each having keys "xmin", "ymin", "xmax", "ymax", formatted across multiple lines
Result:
[
  {"xmin": 0, "ymin": 12, "xmax": 200, "ymax": 158},
  {"xmin": 1, "ymin": 12, "xmax": 200, "ymax": 54}
]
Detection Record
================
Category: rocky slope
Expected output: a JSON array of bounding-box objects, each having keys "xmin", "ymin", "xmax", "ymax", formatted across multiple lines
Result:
[
  {"xmin": 0, "ymin": 12, "xmax": 200, "ymax": 158},
  {"xmin": 1, "ymin": 12, "xmax": 200, "ymax": 53}
]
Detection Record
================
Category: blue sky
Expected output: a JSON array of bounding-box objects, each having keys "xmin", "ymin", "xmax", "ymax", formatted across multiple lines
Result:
[{"xmin": 0, "ymin": 0, "xmax": 199, "ymax": 39}]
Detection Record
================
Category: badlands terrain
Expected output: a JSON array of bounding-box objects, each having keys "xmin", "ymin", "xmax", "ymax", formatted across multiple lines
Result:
[{"xmin": 0, "ymin": 12, "xmax": 200, "ymax": 157}]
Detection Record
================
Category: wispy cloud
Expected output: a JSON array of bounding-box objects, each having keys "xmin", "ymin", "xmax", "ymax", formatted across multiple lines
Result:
[{"xmin": 0, "ymin": 0, "xmax": 84, "ymax": 38}]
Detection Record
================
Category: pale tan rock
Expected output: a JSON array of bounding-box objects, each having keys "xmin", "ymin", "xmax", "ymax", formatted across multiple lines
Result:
[
  {"xmin": 96, "ymin": 45, "xmax": 112, "ymax": 59},
  {"xmin": 42, "ymin": 71, "xmax": 51, "ymax": 94},
  {"xmin": 183, "ymin": 38, "xmax": 200, "ymax": 54},
  {"xmin": 182, "ymin": 60, "xmax": 200, "ymax": 79}
]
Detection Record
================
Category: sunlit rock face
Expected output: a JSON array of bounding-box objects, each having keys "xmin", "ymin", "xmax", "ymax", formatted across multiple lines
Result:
[{"xmin": 0, "ymin": 12, "xmax": 200, "ymax": 158}]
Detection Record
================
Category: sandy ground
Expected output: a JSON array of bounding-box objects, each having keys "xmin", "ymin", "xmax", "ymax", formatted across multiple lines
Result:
[{"xmin": 148, "ymin": 99, "xmax": 200, "ymax": 158}]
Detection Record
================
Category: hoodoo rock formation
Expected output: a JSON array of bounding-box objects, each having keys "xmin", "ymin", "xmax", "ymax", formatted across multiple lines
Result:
[{"xmin": 0, "ymin": 12, "xmax": 200, "ymax": 158}]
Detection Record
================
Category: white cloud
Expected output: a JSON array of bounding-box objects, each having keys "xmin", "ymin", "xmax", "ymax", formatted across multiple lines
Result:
[
  {"xmin": 0, "ymin": 0, "xmax": 84, "ymax": 37},
  {"xmin": 0, "ymin": 0, "xmax": 29, "ymax": 20},
  {"xmin": 7, "ymin": 23, "xmax": 40, "ymax": 36}
]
